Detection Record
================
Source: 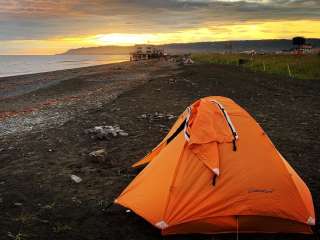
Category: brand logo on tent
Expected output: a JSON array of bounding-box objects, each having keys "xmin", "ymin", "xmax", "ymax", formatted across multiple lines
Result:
[{"xmin": 248, "ymin": 188, "xmax": 273, "ymax": 193}]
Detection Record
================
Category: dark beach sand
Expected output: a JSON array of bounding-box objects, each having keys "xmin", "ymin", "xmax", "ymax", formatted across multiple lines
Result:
[{"xmin": 0, "ymin": 59, "xmax": 319, "ymax": 239}]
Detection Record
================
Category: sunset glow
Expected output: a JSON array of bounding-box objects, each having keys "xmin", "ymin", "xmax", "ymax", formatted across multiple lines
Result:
[
  {"xmin": 0, "ymin": 0, "xmax": 319, "ymax": 55},
  {"xmin": 95, "ymin": 34, "xmax": 157, "ymax": 46}
]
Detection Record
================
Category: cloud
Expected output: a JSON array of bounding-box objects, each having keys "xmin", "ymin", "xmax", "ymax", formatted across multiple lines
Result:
[
  {"xmin": 0, "ymin": 0, "xmax": 319, "ymax": 41},
  {"xmin": 0, "ymin": 0, "xmax": 79, "ymax": 17}
]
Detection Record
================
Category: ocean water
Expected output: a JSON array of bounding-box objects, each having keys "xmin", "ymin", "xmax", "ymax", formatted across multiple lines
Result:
[{"xmin": 0, "ymin": 55, "xmax": 129, "ymax": 78}]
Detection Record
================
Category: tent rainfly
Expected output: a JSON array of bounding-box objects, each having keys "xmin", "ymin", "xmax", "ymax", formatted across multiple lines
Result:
[{"xmin": 115, "ymin": 96, "xmax": 315, "ymax": 235}]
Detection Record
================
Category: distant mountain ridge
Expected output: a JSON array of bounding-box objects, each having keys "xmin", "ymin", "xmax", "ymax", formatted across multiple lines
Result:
[
  {"xmin": 63, "ymin": 46, "xmax": 133, "ymax": 55},
  {"xmin": 62, "ymin": 39, "xmax": 320, "ymax": 55}
]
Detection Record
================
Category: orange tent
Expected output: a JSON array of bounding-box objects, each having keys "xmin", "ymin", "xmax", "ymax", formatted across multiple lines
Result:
[{"xmin": 115, "ymin": 96, "xmax": 315, "ymax": 235}]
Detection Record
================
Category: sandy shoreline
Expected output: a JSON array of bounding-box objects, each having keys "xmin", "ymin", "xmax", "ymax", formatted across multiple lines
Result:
[
  {"xmin": 0, "ymin": 60, "xmax": 180, "ymax": 137},
  {"xmin": 0, "ymin": 61, "xmax": 131, "ymax": 99}
]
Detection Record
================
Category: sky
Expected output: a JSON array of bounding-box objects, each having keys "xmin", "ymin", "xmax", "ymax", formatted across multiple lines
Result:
[{"xmin": 0, "ymin": 0, "xmax": 319, "ymax": 55}]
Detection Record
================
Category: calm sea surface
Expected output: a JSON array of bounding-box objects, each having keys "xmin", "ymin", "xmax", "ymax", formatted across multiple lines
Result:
[{"xmin": 0, "ymin": 55, "xmax": 129, "ymax": 78}]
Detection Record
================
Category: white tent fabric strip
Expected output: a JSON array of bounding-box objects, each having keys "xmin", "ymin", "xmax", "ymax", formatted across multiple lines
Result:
[
  {"xmin": 155, "ymin": 220, "xmax": 169, "ymax": 229},
  {"xmin": 210, "ymin": 100, "xmax": 239, "ymax": 140},
  {"xmin": 183, "ymin": 107, "xmax": 191, "ymax": 141},
  {"xmin": 307, "ymin": 216, "xmax": 315, "ymax": 225},
  {"xmin": 212, "ymin": 168, "xmax": 220, "ymax": 176}
]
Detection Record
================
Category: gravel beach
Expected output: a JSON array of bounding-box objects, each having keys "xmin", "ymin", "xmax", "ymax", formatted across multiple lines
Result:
[
  {"xmin": 0, "ymin": 59, "xmax": 319, "ymax": 240},
  {"xmin": 0, "ymin": 60, "xmax": 178, "ymax": 136}
]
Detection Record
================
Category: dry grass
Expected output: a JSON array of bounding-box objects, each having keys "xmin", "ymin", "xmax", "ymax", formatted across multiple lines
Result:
[{"xmin": 192, "ymin": 53, "xmax": 320, "ymax": 80}]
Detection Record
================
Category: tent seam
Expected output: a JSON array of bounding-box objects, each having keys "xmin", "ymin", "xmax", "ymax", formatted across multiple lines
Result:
[
  {"xmin": 272, "ymin": 145, "xmax": 312, "ymax": 224},
  {"xmin": 161, "ymin": 139, "xmax": 188, "ymax": 224}
]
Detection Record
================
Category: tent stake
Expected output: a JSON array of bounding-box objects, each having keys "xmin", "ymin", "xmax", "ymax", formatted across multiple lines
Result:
[{"xmin": 236, "ymin": 216, "xmax": 239, "ymax": 240}]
